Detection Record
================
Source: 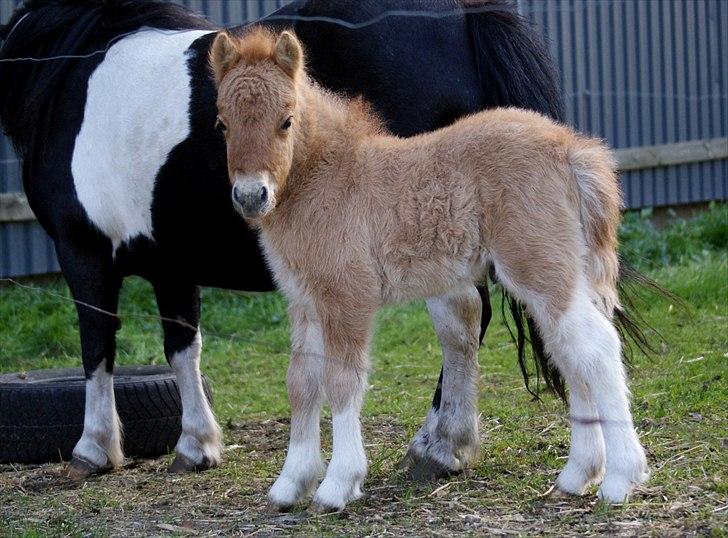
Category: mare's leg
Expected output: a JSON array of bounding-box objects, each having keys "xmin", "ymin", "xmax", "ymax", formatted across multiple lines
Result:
[
  {"xmin": 268, "ymin": 302, "xmax": 326, "ymax": 510},
  {"xmin": 153, "ymin": 280, "xmax": 222, "ymax": 472},
  {"xmin": 311, "ymin": 311, "xmax": 373, "ymax": 513},
  {"xmin": 405, "ymin": 285, "xmax": 484, "ymax": 480},
  {"xmin": 56, "ymin": 239, "xmax": 123, "ymax": 478}
]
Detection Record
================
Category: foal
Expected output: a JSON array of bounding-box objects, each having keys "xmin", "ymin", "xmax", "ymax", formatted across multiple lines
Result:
[{"xmin": 211, "ymin": 28, "xmax": 649, "ymax": 512}]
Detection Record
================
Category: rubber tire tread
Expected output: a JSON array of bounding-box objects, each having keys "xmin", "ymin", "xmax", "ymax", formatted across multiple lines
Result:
[{"xmin": 0, "ymin": 366, "xmax": 213, "ymax": 464}]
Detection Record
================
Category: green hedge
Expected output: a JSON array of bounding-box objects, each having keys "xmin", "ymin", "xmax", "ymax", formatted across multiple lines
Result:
[{"xmin": 619, "ymin": 202, "xmax": 728, "ymax": 270}]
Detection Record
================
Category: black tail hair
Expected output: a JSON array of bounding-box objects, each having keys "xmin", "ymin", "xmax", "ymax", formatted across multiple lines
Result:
[
  {"xmin": 463, "ymin": 0, "xmax": 566, "ymax": 122},
  {"xmin": 498, "ymin": 260, "xmax": 678, "ymax": 403}
]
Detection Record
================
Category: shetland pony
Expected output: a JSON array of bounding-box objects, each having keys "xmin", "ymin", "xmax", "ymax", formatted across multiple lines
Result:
[
  {"xmin": 0, "ymin": 0, "xmax": 566, "ymax": 480},
  {"xmin": 211, "ymin": 29, "xmax": 650, "ymax": 512}
]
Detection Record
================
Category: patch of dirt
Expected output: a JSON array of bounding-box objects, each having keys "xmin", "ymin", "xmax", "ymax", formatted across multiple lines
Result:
[{"xmin": 0, "ymin": 417, "xmax": 725, "ymax": 537}]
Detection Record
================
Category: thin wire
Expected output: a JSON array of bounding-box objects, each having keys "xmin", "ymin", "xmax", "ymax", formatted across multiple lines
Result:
[
  {"xmin": 0, "ymin": 276, "xmax": 372, "ymax": 374},
  {"xmin": 0, "ymin": 277, "xmax": 632, "ymax": 425},
  {"xmin": 0, "ymin": 2, "xmax": 677, "ymax": 64},
  {"xmin": 0, "ymin": 4, "xmax": 521, "ymax": 63},
  {"xmin": 0, "ymin": 27, "xmax": 196, "ymax": 63}
]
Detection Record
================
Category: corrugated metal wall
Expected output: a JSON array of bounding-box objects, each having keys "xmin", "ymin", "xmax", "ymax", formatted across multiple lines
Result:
[
  {"xmin": 1, "ymin": 0, "xmax": 726, "ymax": 277},
  {"xmin": 522, "ymin": 0, "xmax": 727, "ymax": 208}
]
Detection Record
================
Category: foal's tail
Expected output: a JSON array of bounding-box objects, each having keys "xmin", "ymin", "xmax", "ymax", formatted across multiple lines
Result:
[{"xmin": 568, "ymin": 139, "xmax": 622, "ymax": 317}]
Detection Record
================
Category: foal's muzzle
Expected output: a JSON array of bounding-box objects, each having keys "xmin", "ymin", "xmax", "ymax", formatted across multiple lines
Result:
[{"xmin": 231, "ymin": 173, "xmax": 273, "ymax": 219}]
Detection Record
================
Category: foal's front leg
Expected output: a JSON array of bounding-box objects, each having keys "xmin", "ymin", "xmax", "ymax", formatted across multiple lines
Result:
[
  {"xmin": 311, "ymin": 315, "xmax": 372, "ymax": 513},
  {"xmin": 406, "ymin": 286, "xmax": 483, "ymax": 480},
  {"xmin": 268, "ymin": 303, "xmax": 326, "ymax": 510}
]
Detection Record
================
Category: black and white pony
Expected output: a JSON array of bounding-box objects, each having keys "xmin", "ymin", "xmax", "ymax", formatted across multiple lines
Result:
[{"xmin": 0, "ymin": 0, "xmax": 565, "ymax": 479}]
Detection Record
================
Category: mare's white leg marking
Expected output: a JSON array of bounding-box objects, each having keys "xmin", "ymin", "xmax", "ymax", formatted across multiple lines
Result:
[
  {"xmin": 171, "ymin": 331, "xmax": 223, "ymax": 466},
  {"xmin": 542, "ymin": 290, "xmax": 648, "ymax": 503},
  {"xmin": 313, "ymin": 399, "xmax": 367, "ymax": 511},
  {"xmin": 72, "ymin": 359, "xmax": 123, "ymax": 467},
  {"xmin": 269, "ymin": 313, "xmax": 326, "ymax": 508},
  {"xmin": 409, "ymin": 287, "xmax": 481, "ymax": 473},
  {"xmin": 71, "ymin": 29, "xmax": 212, "ymax": 251}
]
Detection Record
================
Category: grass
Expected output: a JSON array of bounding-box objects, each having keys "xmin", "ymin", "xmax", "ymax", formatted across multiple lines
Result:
[{"xmin": 1, "ymin": 204, "xmax": 726, "ymax": 536}]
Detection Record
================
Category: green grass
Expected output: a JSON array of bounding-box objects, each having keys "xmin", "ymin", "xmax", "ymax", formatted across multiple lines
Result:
[{"xmin": 1, "ymin": 205, "xmax": 726, "ymax": 536}]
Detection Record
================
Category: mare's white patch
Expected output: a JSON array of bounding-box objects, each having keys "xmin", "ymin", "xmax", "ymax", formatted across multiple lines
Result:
[
  {"xmin": 71, "ymin": 29, "xmax": 213, "ymax": 251},
  {"xmin": 72, "ymin": 360, "xmax": 123, "ymax": 467}
]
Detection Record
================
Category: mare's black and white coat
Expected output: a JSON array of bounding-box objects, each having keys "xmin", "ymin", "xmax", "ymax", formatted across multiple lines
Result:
[{"xmin": 0, "ymin": 0, "xmax": 564, "ymax": 475}]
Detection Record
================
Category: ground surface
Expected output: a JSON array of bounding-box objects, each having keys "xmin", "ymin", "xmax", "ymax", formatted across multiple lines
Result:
[{"xmin": 0, "ymin": 209, "xmax": 726, "ymax": 536}]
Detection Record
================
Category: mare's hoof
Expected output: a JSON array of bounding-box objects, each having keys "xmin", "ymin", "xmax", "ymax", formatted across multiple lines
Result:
[
  {"xmin": 167, "ymin": 453, "xmax": 214, "ymax": 474},
  {"xmin": 66, "ymin": 457, "xmax": 112, "ymax": 480},
  {"xmin": 406, "ymin": 455, "xmax": 459, "ymax": 482}
]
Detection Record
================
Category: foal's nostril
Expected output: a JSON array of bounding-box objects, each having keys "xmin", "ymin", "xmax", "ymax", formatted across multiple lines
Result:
[
  {"xmin": 260, "ymin": 185, "xmax": 268, "ymax": 204},
  {"xmin": 232, "ymin": 184, "xmax": 242, "ymax": 204}
]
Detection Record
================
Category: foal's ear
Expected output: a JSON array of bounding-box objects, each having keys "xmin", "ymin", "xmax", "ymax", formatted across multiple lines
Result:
[
  {"xmin": 274, "ymin": 31, "xmax": 303, "ymax": 80},
  {"xmin": 210, "ymin": 32, "xmax": 240, "ymax": 85}
]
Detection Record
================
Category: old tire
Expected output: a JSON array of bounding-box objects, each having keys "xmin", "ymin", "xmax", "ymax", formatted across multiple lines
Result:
[{"xmin": 0, "ymin": 365, "xmax": 212, "ymax": 464}]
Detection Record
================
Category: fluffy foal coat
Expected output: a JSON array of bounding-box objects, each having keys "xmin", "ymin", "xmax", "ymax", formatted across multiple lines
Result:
[{"xmin": 211, "ymin": 28, "xmax": 649, "ymax": 512}]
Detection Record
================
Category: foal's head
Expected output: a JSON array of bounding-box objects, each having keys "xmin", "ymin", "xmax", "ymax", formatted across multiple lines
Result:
[{"xmin": 210, "ymin": 28, "xmax": 304, "ymax": 220}]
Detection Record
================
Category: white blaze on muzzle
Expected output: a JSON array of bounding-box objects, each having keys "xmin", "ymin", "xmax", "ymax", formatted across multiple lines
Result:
[{"xmin": 231, "ymin": 171, "xmax": 275, "ymax": 219}]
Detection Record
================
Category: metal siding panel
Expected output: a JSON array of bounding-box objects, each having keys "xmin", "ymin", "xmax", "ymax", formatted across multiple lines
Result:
[
  {"xmin": 573, "ymin": 0, "xmax": 587, "ymax": 132},
  {"xmin": 227, "ymin": 1, "xmax": 243, "ymax": 25},
  {"xmin": 0, "ymin": 222, "xmax": 58, "ymax": 277},
  {"xmin": 625, "ymin": 0, "xmax": 640, "ymax": 148},
  {"xmin": 676, "ymin": 2, "xmax": 704, "ymax": 140},
  {"xmin": 585, "ymin": 1, "xmax": 598, "ymax": 136},
  {"xmin": 612, "ymin": 0, "xmax": 627, "ymax": 149},
  {"xmin": 655, "ymin": 0, "xmax": 667, "ymax": 145},
  {"xmin": 693, "ymin": 0, "xmax": 711, "ymax": 138},
  {"xmin": 599, "ymin": 0, "xmax": 614, "ymax": 145},
  {"xmin": 638, "ymin": 1, "xmax": 652, "ymax": 148},
  {"xmin": 720, "ymin": 0, "xmax": 728, "ymax": 139},
  {"xmin": 558, "ymin": 0, "xmax": 575, "ymax": 126},
  {"xmin": 204, "ymin": 0, "xmax": 223, "ymax": 25}
]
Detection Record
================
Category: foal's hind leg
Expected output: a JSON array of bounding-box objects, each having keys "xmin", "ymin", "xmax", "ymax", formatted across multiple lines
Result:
[
  {"xmin": 153, "ymin": 281, "xmax": 222, "ymax": 473},
  {"xmin": 55, "ymin": 239, "xmax": 124, "ymax": 479},
  {"xmin": 533, "ymin": 289, "xmax": 648, "ymax": 502},
  {"xmin": 405, "ymin": 285, "xmax": 483, "ymax": 480}
]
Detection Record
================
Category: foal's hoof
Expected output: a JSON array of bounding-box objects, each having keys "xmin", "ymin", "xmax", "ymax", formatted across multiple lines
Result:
[
  {"xmin": 546, "ymin": 485, "xmax": 576, "ymax": 499},
  {"xmin": 266, "ymin": 501, "xmax": 295, "ymax": 514},
  {"xmin": 309, "ymin": 501, "xmax": 343, "ymax": 515},
  {"xmin": 406, "ymin": 455, "xmax": 459, "ymax": 482},
  {"xmin": 66, "ymin": 457, "xmax": 112, "ymax": 480},
  {"xmin": 167, "ymin": 453, "xmax": 215, "ymax": 474}
]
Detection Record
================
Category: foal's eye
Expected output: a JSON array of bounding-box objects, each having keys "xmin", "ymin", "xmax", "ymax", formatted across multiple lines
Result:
[
  {"xmin": 215, "ymin": 117, "xmax": 227, "ymax": 134},
  {"xmin": 281, "ymin": 116, "xmax": 293, "ymax": 131}
]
